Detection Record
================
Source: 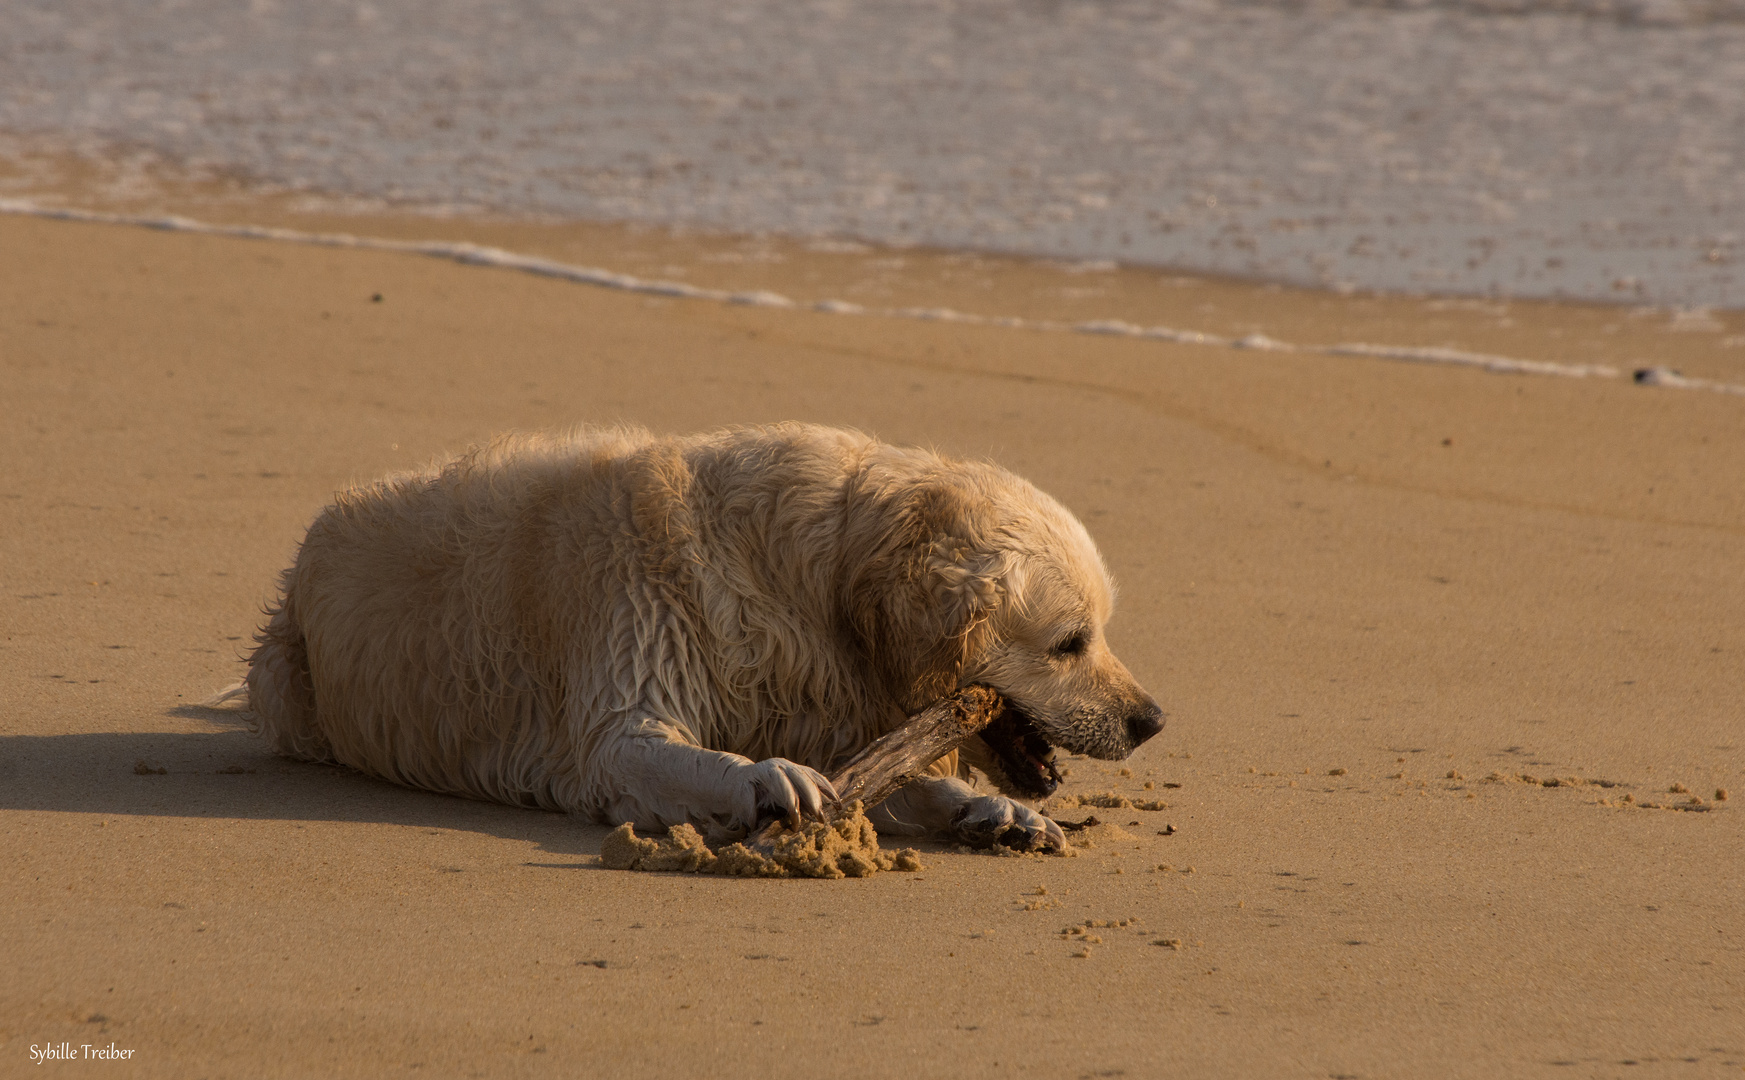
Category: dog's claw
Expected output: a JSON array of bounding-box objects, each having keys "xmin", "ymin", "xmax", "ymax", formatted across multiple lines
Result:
[
  {"xmin": 743, "ymin": 758, "xmax": 836, "ymax": 829},
  {"xmin": 1038, "ymin": 814, "xmax": 1068, "ymax": 852},
  {"xmin": 950, "ymin": 795, "xmax": 1065, "ymax": 853}
]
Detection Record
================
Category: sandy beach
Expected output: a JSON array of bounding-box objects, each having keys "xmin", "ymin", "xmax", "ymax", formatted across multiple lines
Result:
[{"xmin": 2, "ymin": 202, "xmax": 1742, "ymax": 1078}]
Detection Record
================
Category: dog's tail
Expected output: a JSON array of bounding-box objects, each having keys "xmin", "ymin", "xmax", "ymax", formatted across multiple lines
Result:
[
  {"xmin": 243, "ymin": 585, "xmax": 334, "ymax": 763},
  {"xmin": 201, "ymin": 681, "xmax": 250, "ymax": 708}
]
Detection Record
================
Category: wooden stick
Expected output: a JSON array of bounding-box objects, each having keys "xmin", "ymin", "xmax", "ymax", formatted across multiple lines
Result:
[{"xmin": 826, "ymin": 685, "xmax": 1005, "ymax": 812}]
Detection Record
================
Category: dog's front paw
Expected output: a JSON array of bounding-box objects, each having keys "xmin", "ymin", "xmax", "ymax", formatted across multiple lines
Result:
[
  {"xmin": 735, "ymin": 758, "xmax": 839, "ymax": 829},
  {"xmin": 949, "ymin": 796, "xmax": 1066, "ymax": 852}
]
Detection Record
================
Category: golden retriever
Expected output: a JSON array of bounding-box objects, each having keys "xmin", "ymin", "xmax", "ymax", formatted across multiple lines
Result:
[{"xmin": 240, "ymin": 424, "xmax": 1163, "ymax": 851}]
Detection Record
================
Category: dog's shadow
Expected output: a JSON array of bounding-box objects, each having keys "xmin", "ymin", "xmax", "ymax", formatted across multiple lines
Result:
[{"xmin": 0, "ymin": 706, "xmax": 610, "ymax": 862}]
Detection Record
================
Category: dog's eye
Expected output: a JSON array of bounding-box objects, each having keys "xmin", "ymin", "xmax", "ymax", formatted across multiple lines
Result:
[{"xmin": 1052, "ymin": 633, "xmax": 1088, "ymax": 658}]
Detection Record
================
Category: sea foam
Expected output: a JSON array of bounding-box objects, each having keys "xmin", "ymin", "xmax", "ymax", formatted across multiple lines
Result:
[{"xmin": 2, "ymin": 0, "xmax": 1742, "ymax": 306}]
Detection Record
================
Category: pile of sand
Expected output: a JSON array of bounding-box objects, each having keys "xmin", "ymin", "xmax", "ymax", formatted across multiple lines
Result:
[{"xmin": 599, "ymin": 802, "xmax": 924, "ymax": 879}]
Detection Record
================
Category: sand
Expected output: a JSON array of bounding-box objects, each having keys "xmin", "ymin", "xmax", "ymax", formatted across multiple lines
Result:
[
  {"xmin": 2, "ymin": 196, "xmax": 1743, "ymax": 1078},
  {"xmin": 599, "ymin": 805, "xmax": 924, "ymax": 880}
]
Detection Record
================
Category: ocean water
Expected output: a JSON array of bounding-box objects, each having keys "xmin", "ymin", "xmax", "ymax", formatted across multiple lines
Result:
[{"xmin": 3, "ymin": 0, "xmax": 1743, "ymax": 306}]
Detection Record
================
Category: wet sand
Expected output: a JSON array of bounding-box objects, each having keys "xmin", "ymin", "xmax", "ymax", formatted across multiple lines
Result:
[{"xmin": 1, "ymin": 204, "xmax": 1741, "ymax": 1078}]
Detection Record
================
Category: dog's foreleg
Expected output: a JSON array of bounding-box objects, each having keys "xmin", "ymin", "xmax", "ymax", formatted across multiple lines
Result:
[
  {"xmin": 592, "ymin": 717, "xmax": 838, "ymax": 833},
  {"xmin": 867, "ymin": 776, "xmax": 1066, "ymax": 852}
]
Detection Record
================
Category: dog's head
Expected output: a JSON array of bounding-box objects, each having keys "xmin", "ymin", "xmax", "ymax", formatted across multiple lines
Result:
[{"xmin": 842, "ymin": 449, "xmax": 1163, "ymax": 800}]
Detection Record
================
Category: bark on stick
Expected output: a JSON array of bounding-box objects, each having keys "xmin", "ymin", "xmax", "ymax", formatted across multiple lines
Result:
[{"xmin": 827, "ymin": 685, "xmax": 1005, "ymax": 812}]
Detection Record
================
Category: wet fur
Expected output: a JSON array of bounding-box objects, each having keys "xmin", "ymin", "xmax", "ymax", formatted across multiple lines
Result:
[{"xmin": 242, "ymin": 423, "xmax": 1159, "ymax": 838}]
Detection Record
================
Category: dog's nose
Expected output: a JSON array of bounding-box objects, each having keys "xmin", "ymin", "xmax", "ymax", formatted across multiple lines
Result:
[{"xmin": 1126, "ymin": 702, "xmax": 1165, "ymax": 748}]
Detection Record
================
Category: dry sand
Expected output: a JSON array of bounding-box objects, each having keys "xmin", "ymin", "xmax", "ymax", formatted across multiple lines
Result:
[{"xmin": 2, "ymin": 196, "xmax": 1742, "ymax": 1078}]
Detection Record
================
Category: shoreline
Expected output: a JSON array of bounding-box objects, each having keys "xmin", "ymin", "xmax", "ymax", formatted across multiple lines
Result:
[
  {"xmin": 2, "ymin": 144, "xmax": 1743, "ymax": 389},
  {"xmin": 13, "ymin": 195, "xmax": 1736, "ymax": 395},
  {"xmin": 3, "ymin": 191, "xmax": 1744, "ymax": 399}
]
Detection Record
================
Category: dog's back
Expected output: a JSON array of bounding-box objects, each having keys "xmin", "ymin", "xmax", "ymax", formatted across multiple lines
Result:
[
  {"xmin": 242, "ymin": 423, "xmax": 887, "ymax": 812},
  {"xmin": 246, "ymin": 426, "xmax": 659, "ymax": 807}
]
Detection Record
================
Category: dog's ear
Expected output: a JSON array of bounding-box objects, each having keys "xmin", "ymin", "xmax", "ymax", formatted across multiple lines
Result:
[{"xmin": 841, "ymin": 480, "xmax": 1012, "ymax": 710}]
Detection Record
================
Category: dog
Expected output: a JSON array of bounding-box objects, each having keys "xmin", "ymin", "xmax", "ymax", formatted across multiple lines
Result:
[{"xmin": 238, "ymin": 423, "xmax": 1163, "ymax": 851}]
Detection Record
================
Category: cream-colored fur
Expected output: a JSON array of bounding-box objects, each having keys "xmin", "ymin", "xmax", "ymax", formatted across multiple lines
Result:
[{"xmin": 243, "ymin": 423, "xmax": 1161, "ymax": 849}]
